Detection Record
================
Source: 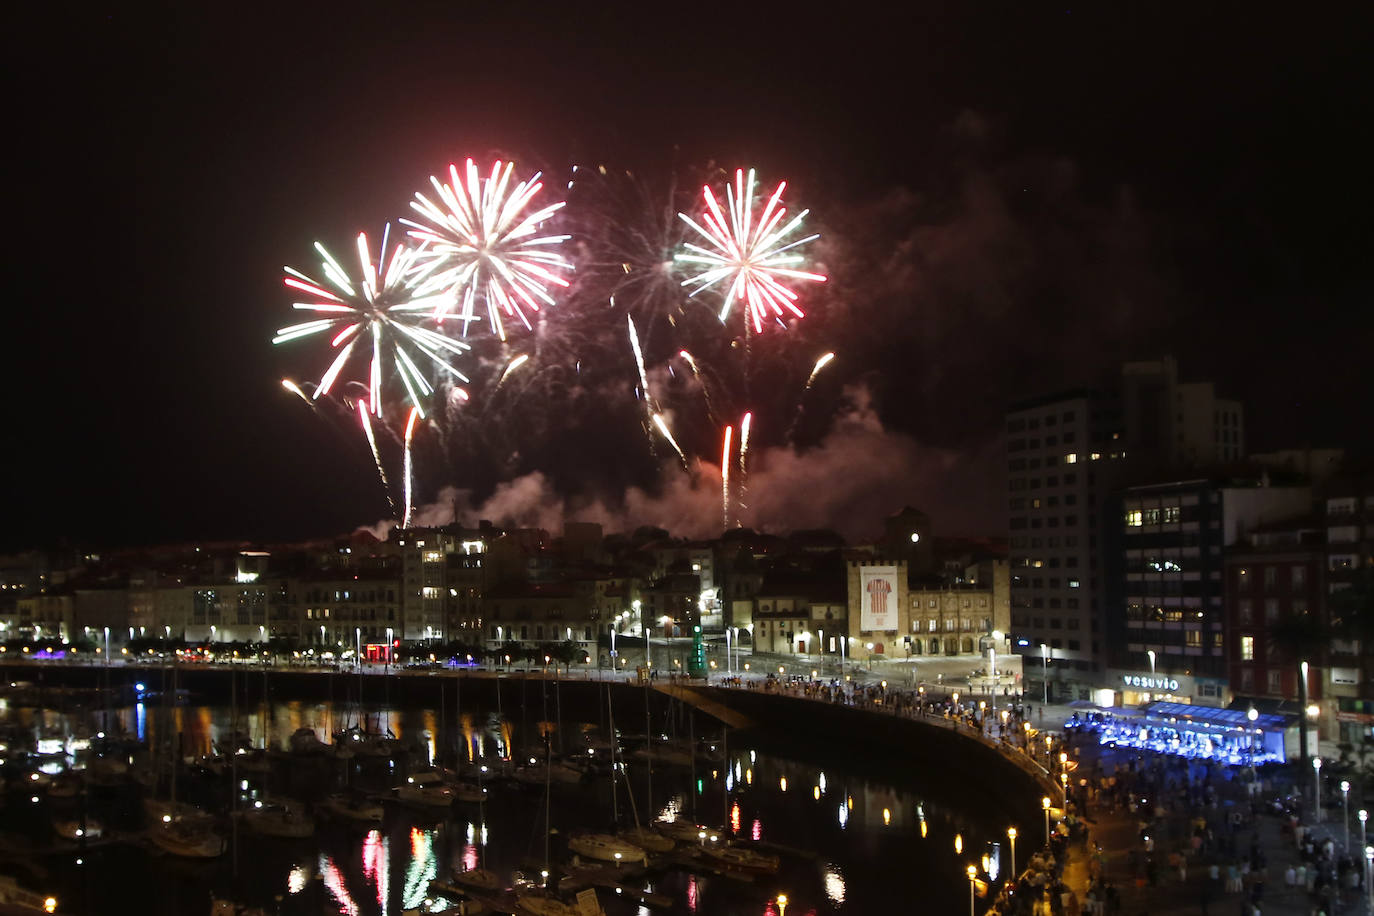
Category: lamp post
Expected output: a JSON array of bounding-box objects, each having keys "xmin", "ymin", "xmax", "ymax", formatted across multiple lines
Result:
[
  {"xmin": 1313, "ymin": 757, "xmax": 1323, "ymax": 822},
  {"xmin": 776, "ymin": 894, "xmax": 788, "ymax": 916},
  {"xmin": 386, "ymin": 627, "xmax": 393, "ymax": 674},
  {"xmin": 723, "ymin": 626, "xmax": 730, "ymax": 675},
  {"xmin": 1007, "ymin": 827, "xmax": 1017, "ymax": 881},
  {"xmin": 1040, "ymin": 643, "xmax": 1050, "ymax": 705},
  {"xmin": 634, "ymin": 600, "xmax": 647, "ymax": 671},
  {"xmin": 1146, "ymin": 649, "xmax": 1155, "ymax": 676},
  {"xmin": 967, "ymin": 864, "xmax": 978, "ymax": 916},
  {"xmin": 1360, "ymin": 809, "xmax": 1368, "ymax": 859},
  {"xmin": 610, "ymin": 626, "xmax": 616, "ymax": 673},
  {"xmin": 1366, "ymin": 846, "xmax": 1374, "ymax": 914},
  {"xmin": 1246, "ymin": 706, "xmax": 1259, "ymax": 782},
  {"xmin": 1342, "ymin": 780, "xmax": 1351, "ymax": 850},
  {"xmin": 1042, "ymin": 796, "xmax": 1052, "ymax": 844}
]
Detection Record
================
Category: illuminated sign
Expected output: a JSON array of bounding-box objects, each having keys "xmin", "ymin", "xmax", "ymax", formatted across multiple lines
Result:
[
  {"xmin": 859, "ymin": 566, "xmax": 899, "ymax": 632},
  {"xmin": 1122, "ymin": 674, "xmax": 1180, "ymax": 691}
]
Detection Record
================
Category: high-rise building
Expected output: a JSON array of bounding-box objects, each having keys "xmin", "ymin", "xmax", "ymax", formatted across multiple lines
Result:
[
  {"xmin": 1005, "ymin": 389, "xmax": 1125, "ymax": 702},
  {"xmin": 1121, "ymin": 356, "xmax": 1245, "ymax": 467},
  {"xmin": 1005, "ymin": 357, "xmax": 1250, "ymax": 703}
]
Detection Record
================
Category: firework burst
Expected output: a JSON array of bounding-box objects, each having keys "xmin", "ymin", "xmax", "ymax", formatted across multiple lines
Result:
[
  {"xmin": 404, "ymin": 159, "xmax": 572, "ymax": 341},
  {"xmin": 676, "ymin": 168, "xmax": 827, "ymax": 333},
  {"xmin": 273, "ymin": 228, "xmax": 471, "ymax": 419}
]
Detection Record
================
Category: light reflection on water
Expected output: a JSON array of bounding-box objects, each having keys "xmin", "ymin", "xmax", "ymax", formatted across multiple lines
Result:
[{"xmin": 4, "ymin": 698, "xmax": 1013, "ymax": 915}]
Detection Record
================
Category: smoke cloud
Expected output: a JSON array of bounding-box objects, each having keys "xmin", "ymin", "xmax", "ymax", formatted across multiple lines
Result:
[{"xmin": 360, "ymin": 385, "xmax": 1002, "ymax": 543}]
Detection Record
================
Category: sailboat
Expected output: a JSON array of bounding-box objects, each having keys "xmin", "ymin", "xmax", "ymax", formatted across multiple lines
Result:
[
  {"xmin": 236, "ymin": 798, "xmax": 314, "ymax": 839},
  {"xmin": 512, "ymin": 723, "xmax": 611, "ymax": 916},
  {"xmin": 449, "ymin": 763, "xmax": 501, "ymax": 892},
  {"xmin": 147, "ymin": 663, "xmax": 225, "ymax": 859}
]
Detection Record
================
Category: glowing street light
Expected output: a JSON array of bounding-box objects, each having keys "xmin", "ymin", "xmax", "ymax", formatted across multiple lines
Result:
[
  {"xmin": 1366, "ymin": 846, "xmax": 1374, "ymax": 912},
  {"xmin": 1007, "ymin": 827, "xmax": 1017, "ymax": 881},
  {"xmin": 776, "ymin": 894, "xmax": 788, "ymax": 916},
  {"xmin": 1042, "ymin": 796, "xmax": 1052, "ymax": 844},
  {"xmin": 1361, "ymin": 808, "xmax": 1368, "ymax": 857},
  {"xmin": 966, "ymin": 864, "xmax": 978, "ymax": 916},
  {"xmin": 1313, "ymin": 757, "xmax": 1323, "ymax": 822},
  {"xmin": 1247, "ymin": 706, "xmax": 1259, "ymax": 779},
  {"xmin": 1342, "ymin": 780, "xmax": 1352, "ymax": 850}
]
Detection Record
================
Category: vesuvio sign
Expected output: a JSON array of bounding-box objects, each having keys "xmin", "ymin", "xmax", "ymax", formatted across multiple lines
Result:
[{"xmin": 1122, "ymin": 674, "xmax": 1180, "ymax": 691}]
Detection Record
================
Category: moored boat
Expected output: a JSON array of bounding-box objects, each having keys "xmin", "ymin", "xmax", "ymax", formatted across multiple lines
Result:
[
  {"xmin": 238, "ymin": 799, "xmax": 314, "ymax": 838},
  {"xmin": 149, "ymin": 820, "xmax": 225, "ymax": 858},
  {"xmin": 701, "ymin": 844, "xmax": 780, "ymax": 874},
  {"xmin": 566, "ymin": 833, "xmax": 646, "ymax": 865},
  {"xmin": 318, "ymin": 792, "xmax": 385, "ymax": 826},
  {"xmin": 652, "ymin": 819, "xmax": 717, "ymax": 843},
  {"xmin": 618, "ymin": 826, "xmax": 674, "ymax": 854},
  {"xmin": 53, "ymin": 817, "xmax": 104, "ymax": 841}
]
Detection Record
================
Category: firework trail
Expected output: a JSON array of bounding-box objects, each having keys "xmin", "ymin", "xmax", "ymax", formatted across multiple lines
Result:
[
  {"xmin": 496, "ymin": 353, "xmax": 530, "ymax": 389},
  {"xmin": 404, "ymin": 159, "xmax": 572, "ymax": 341},
  {"xmin": 720, "ymin": 424, "xmax": 733, "ymax": 532},
  {"xmin": 676, "ymin": 168, "xmax": 827, "ymax": 333},
  {"xmin": 358, "ymin": 399, "xmax": 397, "ymax": 518},
  {"xmin": 281, "ymin": 378, "xmax": 314, "ymax": 407},
  {"xmin": 628, "ymin": 314, "xmax": 652, "ymax": 401},
  {"xmin": 787, "ymin": 351, "xmax": 838, "ymax": 442},
  {"xmin": 737, "ymin": 411, "xmax": 753, "ymax": 522},
  {"xmin": 402, "ymin": 407, "xmax": 420, "ymax": 529},
  {"xmin": 652, "ymin": 413, "xmax": 689, "ymax": 470},
  {"xmin": 274, "ymin": 229, "xmax": 471, "ymax": 418},
  {"xmin": 805, "ymin": 352, "xmax": 836, "ymax": 388}
]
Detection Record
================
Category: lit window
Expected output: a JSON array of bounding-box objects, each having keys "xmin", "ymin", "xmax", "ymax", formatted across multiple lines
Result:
[
  {"xmin": 1240, "ymin": 635, "xmax": 1254, "ymax": 661},
  {"xmin": 1065, "ymin": 453, "xmax": 1078, "ymax": 464},
  {"xmin": 1125, "ymin": 510, "xmax": 1143, "ymax": 527}
]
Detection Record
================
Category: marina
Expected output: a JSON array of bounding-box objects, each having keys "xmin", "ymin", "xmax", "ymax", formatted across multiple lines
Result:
[{"xmin": 0, "ymin": 674, "xmax": 1031, "ymax": 914}]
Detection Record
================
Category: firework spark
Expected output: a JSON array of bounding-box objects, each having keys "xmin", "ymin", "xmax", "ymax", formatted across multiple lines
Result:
[
  {"xmin": 676, "ymin": 168, "xmax": 827, "ymax": 333},
  {"xmin": 404, "ymin": 159, "xmax": 572, "ymax": 341},
  {"xmin": 274, "ymin": 230, "xmax": 471, "ymax": 418}
]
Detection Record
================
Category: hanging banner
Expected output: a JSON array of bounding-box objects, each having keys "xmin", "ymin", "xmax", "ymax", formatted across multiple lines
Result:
[{"xmin": 860, "ymin": 565, "xmax": 899, "ymax": 632}]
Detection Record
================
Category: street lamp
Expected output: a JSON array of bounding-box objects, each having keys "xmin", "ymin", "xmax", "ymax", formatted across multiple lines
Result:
[
  {"xmin": 967, "ymin": 864, "xmax": 978, "ymax": 916},
  {"xmin": 1366, "ymin": 846, "xmax": 1374, "ymax": 913},
  {"xmin": 1313, "ymin": 756, "xmax": 1323, "ymax": 822},
  {"xmin": 776, "ymin": 894, "xmax": 788, "ymax": 916},
  {"xmin": 1042, "ymin": 796, "xmax": 1052, "ymax": 844},
  {"xmin": 1040, "ymin": 643, "xmax": 1050, "ymax": 705},
  {"xmin": 1246, "ymin": 706, "xmax": 1259, "ymax": 780},
  {"xmin": 1342, "ymin": 780, "xmax": 1351, "ymax": 850},
  {"xmin": 1361, "ymin": 809, "xmax": 1368, "ymax": 857},
  {"xmin": 1007, "ymin": 827, "xmax": 1017, "ymax": 881},
  {"xmin": 1146, "ymin": 649, "xmax": 1155, "ymax": 676},
  {"xmin": 634, "ymin": 600, "xmax": 647, "ymax": 670}
]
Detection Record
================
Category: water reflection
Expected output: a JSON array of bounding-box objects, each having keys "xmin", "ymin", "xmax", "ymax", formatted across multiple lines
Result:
[{"xmin": 3, "ymin": 697, "xmax": 1012, "ymax": 915}]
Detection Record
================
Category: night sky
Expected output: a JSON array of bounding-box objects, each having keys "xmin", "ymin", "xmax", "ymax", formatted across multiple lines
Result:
[{"xmin": 8, "ymin": 4, "xmax": 1371, "ymax": 552}]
